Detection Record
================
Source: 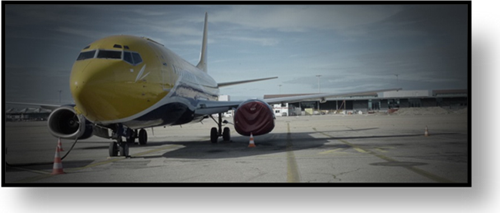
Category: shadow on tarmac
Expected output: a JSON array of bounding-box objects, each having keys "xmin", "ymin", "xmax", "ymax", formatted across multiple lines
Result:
[{"xmin": 5, "ymin": 127, "xmax": 464, "ymax": 171}]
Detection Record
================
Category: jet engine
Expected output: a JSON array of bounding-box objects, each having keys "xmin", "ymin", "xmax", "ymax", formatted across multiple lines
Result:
[
  {"xmin": 47, "ymin": 106, "xmax": 93, "ymax": 140},
  {"xmin": 233, "ymin": 99, "xmax": 275, "ymax": 136}
]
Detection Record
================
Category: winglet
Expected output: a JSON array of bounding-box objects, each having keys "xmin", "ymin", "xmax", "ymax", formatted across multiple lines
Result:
[{"xmin": 196, "ymin": 12, "xmax": 208, "ymax": 72}]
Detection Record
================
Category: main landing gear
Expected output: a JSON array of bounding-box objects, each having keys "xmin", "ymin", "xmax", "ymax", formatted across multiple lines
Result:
[
  {"xmin": 109, "ymin": 125, "xmax": 148, "ymax": 157},
  {"xmin": 210, "ymin": 113, "xmax": 231, "ymax": 143}
]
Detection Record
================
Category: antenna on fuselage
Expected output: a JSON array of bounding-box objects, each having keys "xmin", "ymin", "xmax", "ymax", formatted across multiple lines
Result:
[{"xmin": 196, "ymin": 12, "xmax": 208, "ymax": 73}]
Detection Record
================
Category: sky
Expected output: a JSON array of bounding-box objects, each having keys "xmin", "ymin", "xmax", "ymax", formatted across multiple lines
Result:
[{"xmin": 4, "ymin": 4, "xmax": 469, "ymax": 103}]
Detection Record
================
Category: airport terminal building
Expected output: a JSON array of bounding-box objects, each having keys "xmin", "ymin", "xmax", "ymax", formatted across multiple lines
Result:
[
  {"xmin": 265, "ymin": 89, "xmax": 468, "ymax": 116},
  {"xmin": 5, "ymin": 108, "xmax": 52, "ymax": 121}
]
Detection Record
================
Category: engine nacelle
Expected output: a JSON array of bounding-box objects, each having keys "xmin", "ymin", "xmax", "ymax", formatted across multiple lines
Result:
[
  {"xmin": 234, "ymin": 99, "xmax": 275, "ymax": 136},
  {"xmin": 47, "ymin": 106, "xmax": 93, "ymax": 140}
]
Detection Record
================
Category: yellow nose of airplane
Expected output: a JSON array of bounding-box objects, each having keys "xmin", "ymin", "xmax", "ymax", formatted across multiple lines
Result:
[
  {"xmin": 70, "ymin": 57, "xmax": 169, "ymax": 123},
  {"xmin": 68, "ymin": 35, "xmax": 172, "ymax": 124},
  {"xmin": 70, "ymin": 60, "xmax": 123, "ymax": 122}
]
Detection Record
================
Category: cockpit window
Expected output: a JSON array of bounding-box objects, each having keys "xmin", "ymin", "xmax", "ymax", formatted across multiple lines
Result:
[
  {"xmin": 123, "ymin": 51, "xmax": 143, "ymax": 66},
  {"xmin": 123, "ymin": 51, "xmax": 133, "ymax": 64},
  {"xmin": 75, "ymin": 48, "xmax": 142, "ymax": 65},
  {"xmin": 76, "ymin": 50, "xmax": 96, "ymax": 61},
  {"xmin": 132, "ymin": 52, "xmax": 143, "ymax": 64},
  {"xmin": 97, "ymin": 50, "xmax": 122, "ymax": 59}
]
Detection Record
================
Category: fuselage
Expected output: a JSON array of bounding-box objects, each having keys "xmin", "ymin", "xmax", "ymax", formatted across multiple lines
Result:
[{"xmin": 70, "ymin": 35, "xmax": 218, "ymax": 129}]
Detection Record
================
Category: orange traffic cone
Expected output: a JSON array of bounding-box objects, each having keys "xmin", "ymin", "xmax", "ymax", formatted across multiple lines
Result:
[
  {"xmin": 57, "ymin": 138, "xmax": 64, "ymax": 151},
  {"xmin": 248, "ymin": 133, "xmax": 256, "ymax": 148},
  {"xmin": 51, "ymin": 142, "xmax": 65, "ymax": 175},
  {"xmin": 424, "ymin": 126, "xmax": 429, "ymax": 137}
]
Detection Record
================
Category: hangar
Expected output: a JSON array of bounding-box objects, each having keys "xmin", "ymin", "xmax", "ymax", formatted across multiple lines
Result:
[{"xmin": 264, "ymin": 89, "xmax": 468, "ymax": 116}]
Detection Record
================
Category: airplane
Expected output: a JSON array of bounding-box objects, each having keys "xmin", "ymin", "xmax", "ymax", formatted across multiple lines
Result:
[{"xmin": 9, "ymin": 13, "xmax": 401, "ymax": 157}]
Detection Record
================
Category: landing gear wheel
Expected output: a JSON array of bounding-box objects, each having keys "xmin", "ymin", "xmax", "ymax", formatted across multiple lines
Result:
[
  {"xmin": 210, "ymin": 127, "xmax": 218, "ymax": 143},
  {"xmin": 119, "ymin": 142, "xmax": 129, "ymax": 157},
  {"xmin": 109, "ymin": 142, "xmax": 118, "ymax": 157},
  {"xmin": 126, "ymin": 128, "xmax": 136, "ymax": 144},
  {"xmin": 139, "ymin": 129, "xmax": 148, "ymax": 145},
  {"xmin": 223, "ymin": 127, "xmax": 230, "ymax": 141}
]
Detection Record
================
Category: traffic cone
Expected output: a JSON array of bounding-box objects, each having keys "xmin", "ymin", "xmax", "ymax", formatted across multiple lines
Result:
[
  {"xmin": 424, "ymin": 126, "xmax": 429, "ymax": 137},
  {"xmin": 248, "ymin": 133, "xmax": 256, "ymax": 148},
  {"xmin": 57, "ymin": 138, "xmax": 64, "ymax": 151},
  {"xmin": 51, "ymin": 142, "xmax": 65, "ymax": 175}
]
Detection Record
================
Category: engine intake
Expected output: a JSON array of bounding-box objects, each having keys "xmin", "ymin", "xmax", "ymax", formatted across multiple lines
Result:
[
  {"xmin": 47, "ymin": 106, "xmax": 93, "ymax": 140},
  {"xmin": 234, "ymin": 99, "xmax": 275, "ymax": 136}
]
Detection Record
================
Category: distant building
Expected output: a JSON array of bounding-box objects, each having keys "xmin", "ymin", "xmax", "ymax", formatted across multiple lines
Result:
[
  {"xmin": 264, "ymin": 89, "xmax": 468, "ymax": 116},
  {"xmin": 5, "ymin": 108, "xmax": 52, "ymax": 121},
  {"xmin": 218, "ymin": 95, "xmax": 230, "ymax": 101}
]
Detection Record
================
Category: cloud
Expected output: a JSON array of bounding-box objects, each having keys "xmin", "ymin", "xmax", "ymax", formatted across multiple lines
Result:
[
  {"xmin": 56, "ymin": 27, "xmax": 111, "ymax": 40},
  {"xmin": 209, "ymin": 5, "xmax": 403, "ymax": 32},
  {"xmin": 217, "ymin": 35, "xmax": 279, "ymax": 46},
  {"xmin": 338, "ymin": 5, "xmax": 468, "ymax": 42}
]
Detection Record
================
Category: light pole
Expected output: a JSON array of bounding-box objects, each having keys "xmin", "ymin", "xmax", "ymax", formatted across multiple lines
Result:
[
  {"xmin": 316, "ymin": 75, "xmax": 321, "ymax": 93},
  {"xmin": 315, "ymin": 75, "xmax": 321, "ymax": 114}
]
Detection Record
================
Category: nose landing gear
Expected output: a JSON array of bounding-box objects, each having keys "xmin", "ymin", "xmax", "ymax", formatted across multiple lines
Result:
[{"xmin": 108, "ymin": 124, "xmax": 148, "ymax": 157}]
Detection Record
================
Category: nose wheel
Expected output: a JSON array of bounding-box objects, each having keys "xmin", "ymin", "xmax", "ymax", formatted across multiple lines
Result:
[
  {"xmin": 109, "ymin": 125, "xmax": 148, "ymax": 157},
  {"xmin": 109, "ymin": 141, "xmax": 118, "ymax": 157},
  {"xmin": 108, "ymin": 140, "xmax": 129, "ymax": 157}
]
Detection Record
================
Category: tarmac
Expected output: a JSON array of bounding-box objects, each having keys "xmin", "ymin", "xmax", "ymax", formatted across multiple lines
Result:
[{"xmin": 3, "ymin": 111, "xmax": 469, "ymax": 185}]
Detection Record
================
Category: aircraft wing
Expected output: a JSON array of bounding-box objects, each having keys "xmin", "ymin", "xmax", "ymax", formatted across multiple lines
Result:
[
  {"xmin": 195, "ymin": 100, "xmax": 242, "ymax": 115},
  {"xmin": 6, "ymin": 102, "xmax": 65, "ymax": 110},
  {"xmin": 263, "ymin": 88, "xmax": 402, "ymax": 104},
  {"xmin": 195, "ymin": 76, "xmax": 278, "ymax": 114},
  {"xmin": 195, "ymin": 88, "xmax": 401, "ymax": 115},
  {"xmin": 217, "ymin": 76, "xmax": 278, "ymax": 87}
]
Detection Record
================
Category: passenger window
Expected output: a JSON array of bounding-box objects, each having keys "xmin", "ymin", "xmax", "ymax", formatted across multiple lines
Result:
[
  {"xmin": 97, "ymin": 50, "xmax": 122, "ymax": 59},
  {"xmin": 76, "ymin": 50, "xmax": 96, "ymax": 61}
]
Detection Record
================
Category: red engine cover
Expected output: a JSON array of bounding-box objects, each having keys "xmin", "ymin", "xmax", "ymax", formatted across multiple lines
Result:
[{"xmin": 234, "ymin": 100, "xmax": 275, "ymax": 136}]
